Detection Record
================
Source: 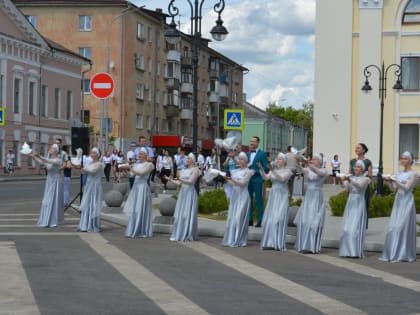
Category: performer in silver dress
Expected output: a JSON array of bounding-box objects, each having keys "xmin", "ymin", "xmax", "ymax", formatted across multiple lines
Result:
[
  {"xmin": 167, "ymin": 153, "xmax": 200, "ymax": 241},
  {"xmin": 222, "ymin": 152, "xmax": 255, "ymax": 247},
  {"xmin": 30, "ymin": 144, "xmax": 64, "ymax": 227},
  {"xmin": 259, "ymin": 152, "xmax": 292, "ymax": 251},
  {"xmin": 77, "ymin": 148, "xmax": 104, "ymax": 232},
  {"xmin": 123, "ymin": 148, "xmax": 154, "ymax": 238},
  {"xmin": 339, "ymin": 160, "xmax": 371, "ymax": 258},
  {"xmin": 380, "ymin": 151, "xmax": 418, "ymax": 262},
  {"xmin": 294, "ymin": 153, "xmax": 328, "ymax": 253}
]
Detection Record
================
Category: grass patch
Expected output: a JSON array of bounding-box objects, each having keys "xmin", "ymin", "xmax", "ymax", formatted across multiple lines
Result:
[{"xmin": 198, "ymin": 213, "xmax": 227, "ymax": 221}]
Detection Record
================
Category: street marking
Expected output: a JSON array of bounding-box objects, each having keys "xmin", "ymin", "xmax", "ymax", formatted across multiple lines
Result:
[
  {"xmin": 0, "ymin": 218, "xmax": 79, "ymax": 222},
  {"xmin": 182, "ymin": 242, "xmax": 367, "ymax": 315},
  {"xmin": 302, "ymin": 253, "xmax": 420, "ymax": 294},
  {"xmin": 0, "ymin": 225, "xmax": 78, "ymax": 228},
  {"xmin": 0, "ymin": 242, "xmax": 40, "ymax": 315},
  {"xmin": 0, "ymin": 213, "xmax": 39, "ymax": 216},
  {"xmin": 93, "ymin": 83, "xmax": 111, "ymax": 89},
  {"xmin": 0, "ymin": 232, "xmax": 80, "ymax": 236},
  {"xmin": 79, "ymin": 234, "xmax": 210, "ymax": 315}
]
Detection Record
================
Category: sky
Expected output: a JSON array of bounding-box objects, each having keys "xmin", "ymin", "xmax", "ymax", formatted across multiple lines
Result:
[{"xmin": 131, "ymin": 0, "xmax": 316, "ymax": 110}]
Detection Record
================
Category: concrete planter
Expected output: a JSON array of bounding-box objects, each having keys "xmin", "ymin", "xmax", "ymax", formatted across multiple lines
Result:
[
  {"xmin": 112, "ymin": 183, "xmax": 129, "ymax": 196},
  {"xmin": 159, "ymin": 197, "xmax": 177, "ymax": 216},
  {"xmin": 288, "ymin": 206, "xmax": 299, "ymax": 227}
]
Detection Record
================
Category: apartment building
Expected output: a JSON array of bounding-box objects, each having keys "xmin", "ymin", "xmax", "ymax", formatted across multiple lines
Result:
[
  {"xmin": 14, "ymin": 0, "xmax": 246, "ymax": 152},
  {"xmin": 0, "ymin": 0, "xmax": 89, "ymax": 175}
]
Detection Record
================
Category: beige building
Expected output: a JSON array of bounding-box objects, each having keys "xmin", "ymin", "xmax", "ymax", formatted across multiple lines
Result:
[
  {"xmin": 315, "ymin": 0, "xmax": 420, "ymax": 174},
  {"xmin": 0, "ymin": 0, "xmax": 88, "ymax": 175},
  {"xmin": 15, "ymin": 0, "xmax": 246, "ymax": 152}
]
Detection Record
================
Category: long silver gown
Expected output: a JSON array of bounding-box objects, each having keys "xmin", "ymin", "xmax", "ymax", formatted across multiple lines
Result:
[
  {"xmin": 339, "ymin": 176, "xmax": 370, "ymax": 258},
  {"xmin": 170, "ymin": 167, "xmax": 200, "ymax": 241},
  {"xmin": 78, "ymin": 161, "xmax": 104, "ymax": 232},
  {"xmin": 222, "ymin": 168, "xmax": 254, "ymax": 247},
  {"xmin": 261, "ymin": 168, "xmax": 292, "ymax": 250},
  {"xmin": 35, "ymin": 156, "xmax": 64, "ymax": 227},
  {"xmin": 294, "ymin": 164, "xmax": 328, "ymax": 253},
  {"xmin": 123, "ymin": 162, "xmax": 154, "ymax": 238},
  {"xmin": 380, "ymin": 170, "xmax": 418, "ymax": 262}
]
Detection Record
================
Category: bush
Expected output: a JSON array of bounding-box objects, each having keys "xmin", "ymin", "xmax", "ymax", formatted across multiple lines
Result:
[
  {"xmin": 198, "ymin": 189, "xmax": 228, "ymax": 214},
  {"xmin": 329, "ymin": 190, "xmax": 349, "ymax": 216},
  {"xmin": 330, "ymin": 183, "xmax": 420, "ymax": 217}
]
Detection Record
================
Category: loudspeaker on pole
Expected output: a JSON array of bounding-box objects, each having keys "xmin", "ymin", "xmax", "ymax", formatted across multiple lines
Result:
[{"xmin": 71, "ymin": 127, "xmax": 90, "ymax": 155}]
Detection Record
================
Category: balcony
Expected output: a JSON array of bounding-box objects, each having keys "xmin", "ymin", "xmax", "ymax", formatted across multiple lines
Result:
[
  {"xmin": 180, "ymin": 108, "xmax": 193, "ymax": 120},
  {"xmin": 181, "ymin": 56, "xmax": 192, "ymax": 67},
  {"xmin": 181, "ymin": 82, "xmax": 193, "ymax": 94},
  {"xmin": 209, "ymin": 91, "xmax": 219, "ymax": 103},
  {"xmin": 209, "ymin": 68, "xmax": 219, "ymax": 78},
  {"xmin": 220, "ymin": 96, "xmax": 228, "ymax": 104},
  {"xmin": 207, "ymin": 115, "xmax": 217, "ymax": 126},
  {"xmin": 166, "ymin": 77, "xmax": 180, "ymax": 90},
  {"xmin": 165, "ymin": 104, "xmax": 180, "ymax": 118},
  {"xmin": 167, "ymin": 50, "xmax": 181, "ymax": 62}
]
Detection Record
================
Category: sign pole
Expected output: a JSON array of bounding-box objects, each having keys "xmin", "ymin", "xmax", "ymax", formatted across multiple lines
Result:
[{"xmin": 99, "ymin": 99, "xmax": 104, "ymax": 152}]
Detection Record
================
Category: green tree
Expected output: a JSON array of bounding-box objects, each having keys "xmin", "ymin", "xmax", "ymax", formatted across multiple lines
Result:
[{"xmin": 266, "ymin": 101, "xmax": 313, "ymax": 155}]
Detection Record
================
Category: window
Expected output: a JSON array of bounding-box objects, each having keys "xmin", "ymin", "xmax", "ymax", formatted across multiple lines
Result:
[
  {"xmin": 82, "ymin": 79, "xmax": 90, "ymax": 94},
  {"xmin": 165, "ymin": 61, "xmax": 180, "ymax": 79},
  {"xmin": 78, "ymin": 15, "xmax": 92, "ymax": 31},
  {"xmin": 54, "ymin": 88, "xmax": 61, "ymax": 119},
  {"xmin": 27, "ymin": 142, "xmax": 34, "ymax": 167},
  {"xmin": 155, "ymin": 117, "xmax": 159, "ymax": 132},
  {"xmin": 28, "ymin": 81, "xmax": 36, "ymax": 115},
  {"xmin": 402, "ymin": 57, "xmax": 420, "ymax": 91},
  {"xmin": 13, "ymin": 78, "xmax": 21, "ymax": 113},
  {"xmin": 83, "ymin": 110, "xmax": 90, "ymax": 124},
  {"xmin": 181, "ymin": 69, "xmax": 192, "ymax": 83},
  {"xmin": 148, "ymin": 57, "xmax": 152, "ymax": 74},
  {"xmin": 146, "ymin": 116, "xmax": 151, "ymax": 129},
  {"xmin": 40, "ymin": 143, "xmax": 47, "ymax": 158},
  {"xmin": 400, "ymin": 124, "xmax": 419, "ymax": 157},
  {"xmin": 0, "ymin": 74, "xmax": 3, "ymax": 105},
  {"xmin": 13, "ymin": 141, "xmax": 19, "ymax": 166},
  {"xmin": 181, "ymin": 96, "xmax": 192, "ymax": 109},
  {"xmin": 167, "ymin": 91, "xmax": 179, "ymax": 106},
  {"xmin": 157, "ymin": 31, "xmax": 161, "ymax": 48},
  {"xmin": 155, "ymin": 90, "xmax": 160, "ymax": 104},
  {"xmin": 403, "ymin": 0, "xmax": 420, "ymax": 24},
  {"xmin": 209, "ymin": 79, "xmax": 218, "ymax": 92},
  {"xmin": 25, "ymin": 15, "xmax": 36, "ymax": 27},
  {"xmin": 135, "ymin": 54, "xmax": 144, "ymax": 70},
  {"xmin": 136, "ymin": 114, "xmax": 143, "ymax": 129},
  {"xmin": 162, "ymin": 119, "xmax": 168, "ymax": 132},
  {"xmin": 147, "ymin": 89, "xmax": 152, "ymax": 102},
  {"xmin": 66, "ymin": 91, "xmax": 73, "ymax": 120},
  {"xmin": 40, "ymin": 85, "xmax": 48, "ymax": 117},
  {"xmin": 156, "ymin": 62, "xmax": 160, "ymax": 77},
  {"xmin": 137, "ymin": 23, "xmax": 145, "ymax": 39},
  {"xmin": 78, "ymin": 47, "xmax": 92, "ymax": 59},
  {"xmin": 147, "ymin": 27, "xmax": 153, "ymax": 42},
  {"xmin": 136, "ymin": 83, "xmax": 144, "ymax": 100}
]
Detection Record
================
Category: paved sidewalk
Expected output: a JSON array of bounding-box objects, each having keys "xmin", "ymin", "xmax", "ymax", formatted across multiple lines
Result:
[{"xmin": 2, "ymin": 175, "xmax": 419, "ymax": 253}]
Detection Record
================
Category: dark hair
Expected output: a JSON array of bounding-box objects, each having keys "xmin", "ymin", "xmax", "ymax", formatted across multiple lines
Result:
[
  {"xmin": 358, "ymin": 143, "xmax": 368, "ymax": 154},
  {"xmin": 251, "ymin": 136, "xmax": 260, "ymax": 142},
  {"xmin": 287, "ymin": 145, "xmax": 292, "ymax": 152},
  {"xmin": 333, "ymin": 154, "xmax": 338, "ymax": 160}
]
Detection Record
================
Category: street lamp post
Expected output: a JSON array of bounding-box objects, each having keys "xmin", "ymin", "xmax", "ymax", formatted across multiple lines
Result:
[
  {"xmin": 361, "ymin": 61, "xmax": 403, "ymax": 196},
  {"xmin": 164, "ymin": 0, "xmax": 228, "ymax": 155}
]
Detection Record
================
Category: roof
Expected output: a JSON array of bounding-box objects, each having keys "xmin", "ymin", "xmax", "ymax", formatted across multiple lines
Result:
[{"xmin": 44, "ymin": 37, "xmax": 91, "ymax": 63}]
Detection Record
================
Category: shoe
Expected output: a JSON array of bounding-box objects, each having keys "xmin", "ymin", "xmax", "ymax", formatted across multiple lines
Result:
[
  {"xmin": 255, "ymin": 222, "xmax": 262, "ymax": 228},
  {"xmin": 249, "ymin": 221, "xmax": 254, "ymax": 226},
  {"xmin": 163, "ymin": 190, "xmax": 167, "ymax": 193}
]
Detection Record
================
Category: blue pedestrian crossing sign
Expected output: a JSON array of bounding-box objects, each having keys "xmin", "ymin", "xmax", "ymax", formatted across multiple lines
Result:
[
  {"xmin": 0, "ymin": 107, "xmax": 4, "ymax": 126},
  {"xmin": 224, "ymin": 109, "xmax": 244, "ymax": 130}
]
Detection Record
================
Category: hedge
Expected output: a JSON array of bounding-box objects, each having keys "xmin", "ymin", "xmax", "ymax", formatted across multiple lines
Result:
[{"xmin": 329, "ymin": 183, "xmax": 420, "ymax": 217}]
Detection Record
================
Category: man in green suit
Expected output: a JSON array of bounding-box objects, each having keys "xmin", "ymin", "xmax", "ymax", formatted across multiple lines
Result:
[{"xmin": 247, "ymin": 136, "xmax": 269, "ymax": 227}]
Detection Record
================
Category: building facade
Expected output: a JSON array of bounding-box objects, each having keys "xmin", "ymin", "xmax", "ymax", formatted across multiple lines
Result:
[
  {"xmin": 14, "ymin": 0, "xmax": 246, "ymax": 153},
  {"xmin": 243, "ymin": 101, "xmax": 308, "ymax": 156},
  {"xmin": 315, "ymin": 0, "xmax": 420, "ymax": 173},
  {"xmin": 0, "ymin": 0, "xmax": 88, "ymax": 175}
]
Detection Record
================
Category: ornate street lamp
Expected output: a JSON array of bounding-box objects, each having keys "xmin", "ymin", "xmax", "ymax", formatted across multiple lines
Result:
[
  {"xmin": 164, "ymin": 0, "xmax": 228, "ymax": 156},
  {"xmin": 361, "ymin": 61, "xmax": 403, "ymax": 196}
]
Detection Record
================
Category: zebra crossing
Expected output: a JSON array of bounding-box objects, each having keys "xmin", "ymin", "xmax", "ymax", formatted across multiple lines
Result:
[{"xmin": 0, "ymin": 207, "xmax": 419, "ymax": 314}]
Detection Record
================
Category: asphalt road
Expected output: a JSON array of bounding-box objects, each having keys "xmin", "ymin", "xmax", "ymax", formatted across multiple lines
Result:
[{"xmin": 1, "ymin": 179, "xmax": 420, "ymax": 315}]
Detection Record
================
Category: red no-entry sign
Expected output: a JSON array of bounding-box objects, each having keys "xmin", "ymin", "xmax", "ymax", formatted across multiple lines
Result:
[{"xmin": 90, "ymin": 72, "xmax": 114, "ymax": 99}]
